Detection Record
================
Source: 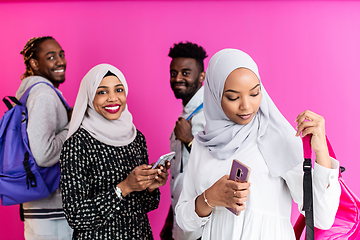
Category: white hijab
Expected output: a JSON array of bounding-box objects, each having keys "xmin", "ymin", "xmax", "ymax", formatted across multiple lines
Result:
[
  {"xmin": 196, "ymin": 49, "xmax": 302, "ymax": 177},
  {"xmin": 67, "ymin": 63, "xmax": 137, "ymax": 146}
]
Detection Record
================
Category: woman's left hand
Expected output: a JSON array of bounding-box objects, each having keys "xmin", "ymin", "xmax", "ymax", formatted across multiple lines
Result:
[
  {"xmin": 147, "ymin": 161, "xmax": 170, "ymax": 193},
  {"xmin": 295, "ymin": 110, "xmax": 331, "ymax": 168}
]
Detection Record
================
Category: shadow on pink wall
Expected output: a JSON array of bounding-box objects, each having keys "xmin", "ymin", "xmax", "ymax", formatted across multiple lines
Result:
[{"xmin": 1, "ymin": 1, "xmax": 360, "ymax": 239}]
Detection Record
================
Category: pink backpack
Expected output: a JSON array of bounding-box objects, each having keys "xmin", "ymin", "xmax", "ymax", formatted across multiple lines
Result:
[{"xmin": 293, "ymin": 136, "xmax": 360, "ymax": 239}]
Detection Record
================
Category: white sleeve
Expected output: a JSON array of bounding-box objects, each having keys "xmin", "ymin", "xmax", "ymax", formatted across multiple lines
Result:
[
  {"xmin": 175, "ymin": 141, "xmax": 211, "ymax": 232},
  {"xmin": 283, "ymin": 158, "xmax": 341, "ymax": 229}
]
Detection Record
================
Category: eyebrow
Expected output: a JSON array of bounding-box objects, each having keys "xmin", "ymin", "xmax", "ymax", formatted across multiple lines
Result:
[
  {"xmin": 45, "ymin": 50, "xmax": 65, "ymax": 56},
  {"xmin": 170, "ymin": 68, "xmax": 192, "ymax": 72},
  {"xmin": 97, "ymin": 84, "xmax": 124, "ymax": 89},
  {"xmin": 45, "ymin": 51, "xmax": 57, "ymax": 56},
  {"xmin": 224, "ymin": 84, "xmax": 260, "ymax": 93}
]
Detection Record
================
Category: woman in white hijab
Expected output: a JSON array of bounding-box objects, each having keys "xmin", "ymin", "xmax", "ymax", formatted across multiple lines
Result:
[
  {"xmin": 60, "ymin": 64, "xmax": 169, "ymax": 239},
  {"xmin": 175, "ymin": 49, "xmax": 341, "ymax": 239}
]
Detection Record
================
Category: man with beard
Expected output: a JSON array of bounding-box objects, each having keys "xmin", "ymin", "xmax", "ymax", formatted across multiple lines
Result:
[
  {"xmin": 17, "ymin": 36, "xmax": 73, "ymax": 239},
  {"xmin": 160, "ymin": 42, "xmax": 207, "ymax": 240}
]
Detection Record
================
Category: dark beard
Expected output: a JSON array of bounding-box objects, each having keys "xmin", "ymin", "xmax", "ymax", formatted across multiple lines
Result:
[{"xmin": 172, "ymin": 77, "xmax": 200, "ymax": 100}]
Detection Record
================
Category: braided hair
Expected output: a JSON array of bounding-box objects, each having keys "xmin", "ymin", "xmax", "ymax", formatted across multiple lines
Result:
[
  {"xmin": 168, "ymin": 42, "xmax": 208, "ymax": 72},
  {"xmin": 20, "ymin": 36, "xmax": 54, "ymax": 80}
]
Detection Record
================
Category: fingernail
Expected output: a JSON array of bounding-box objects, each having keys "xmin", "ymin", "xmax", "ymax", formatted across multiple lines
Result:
[{"xmin": 158, "ymin": 169, "xmax": 161, "ymax": 174}]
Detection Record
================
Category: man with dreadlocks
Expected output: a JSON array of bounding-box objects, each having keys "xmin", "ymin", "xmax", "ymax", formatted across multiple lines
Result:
[
  {"xmin": 16, "ymin": 36, "xmax": 73, "ymax": 239},
  {"xmin": 160, "ymin": 42, "xmax": 207, "ymax": 240}
]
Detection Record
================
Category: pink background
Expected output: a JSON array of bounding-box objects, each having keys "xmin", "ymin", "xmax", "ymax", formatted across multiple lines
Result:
[{"xmin": 1, "ymin": 0, "xmax": 360, "ymax": 239}]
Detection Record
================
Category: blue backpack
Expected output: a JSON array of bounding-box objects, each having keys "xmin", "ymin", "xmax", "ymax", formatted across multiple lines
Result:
[{"xmin": 0, "ymin": 82, "xmax": 71, "ymax": 206}]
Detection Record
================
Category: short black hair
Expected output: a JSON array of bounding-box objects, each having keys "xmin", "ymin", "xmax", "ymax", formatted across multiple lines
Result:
[{"xmin": 168, "ymin": 42, "xmax": 208, "ymax": 72}]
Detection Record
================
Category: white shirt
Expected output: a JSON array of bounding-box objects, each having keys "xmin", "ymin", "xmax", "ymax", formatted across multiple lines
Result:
[
  {"xmin": 170, "ymin": 86, "xmax": 206, "ymax": 240},
  {"xmin": 175, "ymin": 137, "xmax": 341, "ymax": 240}
]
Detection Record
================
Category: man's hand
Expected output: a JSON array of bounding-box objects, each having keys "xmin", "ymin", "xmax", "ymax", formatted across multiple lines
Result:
[{"xmin": 174, "ymin": 117, "xmax": 193, "ymax": 145}]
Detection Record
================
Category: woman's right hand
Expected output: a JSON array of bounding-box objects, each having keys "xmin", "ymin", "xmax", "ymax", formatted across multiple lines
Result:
[
  {"xmin": 117, "ymin": 164, "xmax": 159, "ymax": 197},
  {"xmin": 195, "ymin": 175, "xmax": 251, "ymax": 217}
]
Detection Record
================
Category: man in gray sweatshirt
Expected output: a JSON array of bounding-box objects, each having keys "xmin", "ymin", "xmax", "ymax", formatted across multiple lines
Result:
[{"xmin": 16, "ymin": 36, "xmax": 73, "ymax": 240}]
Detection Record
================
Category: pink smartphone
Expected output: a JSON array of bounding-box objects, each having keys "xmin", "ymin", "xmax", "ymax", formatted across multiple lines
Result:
[
  {"xmin": 226, "ymin": 159, "xmax": 251, "ymax": 215},
  {"xmin": 151, "ymin": 151, "xmax": 175, "ymax": 169}
]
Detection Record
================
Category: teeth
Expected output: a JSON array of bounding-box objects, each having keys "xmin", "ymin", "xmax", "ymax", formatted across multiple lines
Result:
[
  {"xmin": 105, "ymin": 106, "xmax": 119, "ymax": 110},
  {"xmin": 54, "ymin": 69, "xmax": 64, "ymax": 73}
]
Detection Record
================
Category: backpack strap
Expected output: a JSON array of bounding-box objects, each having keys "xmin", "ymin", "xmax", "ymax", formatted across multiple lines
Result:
[
  {"xmin": 18, "ymin": 82, "xmax": 71, "ymax": 111},
  {"xmin": 296, "ymin": 135, "xmax": 343, "ymax": 239},
  {"xmin": 23, "ymin": 152, "xmax": 37, "ymax": 189},
  {"xmin": 180, "ymin": 103, "xmax": 203, "ymax": 173},
  {"xmin": 2, "ymin": 96, "xmax": 22, "ymax": 110},
  {"xmin": 301, "ymin": 135, "xmax": 338, "ymax": 239},
  {"xmin": 19, "ymin": 204, "xmax": 24, "ymax": 222},
  {"xmin": 302, "ymin": 134, "xmax": 315, "ymax": 240},
  {"xmin": 186, "ymin": 103, "xmax": 203, "ymax": 121}
]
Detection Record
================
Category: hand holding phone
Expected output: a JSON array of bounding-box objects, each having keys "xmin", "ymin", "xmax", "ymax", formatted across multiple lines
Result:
[
  {"xmin": 152, "ymin": 151, "xmax": 176, "ymax": 169},
  {"xmin": 227, "ymin": 159, "xmax": 251, "ymax": 215}
]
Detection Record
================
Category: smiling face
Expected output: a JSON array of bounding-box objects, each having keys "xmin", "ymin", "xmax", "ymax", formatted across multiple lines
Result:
[
  {"xmin": 93, "ymin": 75, "xmax": 127, "ymax": 120},
  {"xmin": 221, "ymin": 68, "xmax": 262, "ymax": 125},
  {"xmin": 170, "ymin": 57, "xmax": 205, "ymax": 106},
  {"xmin": 30, "ymin": 39, "xmax": 66, "ymax": 88}
]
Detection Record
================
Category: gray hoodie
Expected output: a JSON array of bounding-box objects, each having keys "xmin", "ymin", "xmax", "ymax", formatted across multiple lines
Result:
[{"xmin": 16, "ymin": 76, "xmax": 69, "ymax": 215}]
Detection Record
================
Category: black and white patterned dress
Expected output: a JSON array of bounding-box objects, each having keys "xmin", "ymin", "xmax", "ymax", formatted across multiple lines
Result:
[{"xmin": 60, "ymin": 128, "xmax": 160, "ymax": 239}]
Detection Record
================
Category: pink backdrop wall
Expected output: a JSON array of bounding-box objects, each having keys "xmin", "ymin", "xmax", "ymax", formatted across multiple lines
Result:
[{"xmin": 1, "ymin": 1, "xmax": 360, "ymax": 239}]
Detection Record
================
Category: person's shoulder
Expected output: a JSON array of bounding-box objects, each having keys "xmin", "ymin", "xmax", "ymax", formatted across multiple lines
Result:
[
  {"xmin": 135, "ymin": 129, "xmax": 146, "ymax": 142},
  {"xmin": 132, "ymin": 129, "xmax": 149, "ymax": 149},
  {"xmin": 133, "ymin": 129, "xmax": 148, "ymax": 153},
  {"xmin": 65, "ymin": 128, "xmax": 90, "ymax": 146},
  {"xmin": 192, "ymin": 137, "xmax": 208, "ymax": 155},
  {"xmin": 25, "ymin": 78, "xmax": 61, "ymax": 104},
  {"xmin": 30, "ymin": 81, "xmax": 59, "ymax": 97}
]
